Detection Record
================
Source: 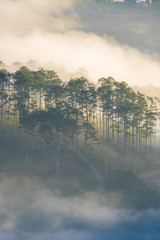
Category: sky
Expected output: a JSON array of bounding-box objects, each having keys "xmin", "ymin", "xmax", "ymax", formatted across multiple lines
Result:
[{"xmin": 1, "ymin": 0, "xmax": 160, "ymax": 86}]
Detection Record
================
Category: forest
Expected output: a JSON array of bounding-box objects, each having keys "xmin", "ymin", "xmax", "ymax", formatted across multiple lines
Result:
[{"xmin": 0, "ymin": 66, "xmax": 160, "ymax": 176}]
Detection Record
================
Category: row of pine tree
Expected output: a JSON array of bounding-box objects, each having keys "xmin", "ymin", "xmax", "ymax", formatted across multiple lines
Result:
[{"xmin": 0, "ymin": 66, "xmax": 160, "ymax": 169}]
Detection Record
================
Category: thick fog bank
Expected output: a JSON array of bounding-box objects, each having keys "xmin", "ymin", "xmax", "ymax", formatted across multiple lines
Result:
[
  {"xmin": 0, "ymin": 174, "xmax": 159, "ymax": 239},
  {"xmin": 1, "ymin": 0, "xmax": 160, "ymax": 86}
]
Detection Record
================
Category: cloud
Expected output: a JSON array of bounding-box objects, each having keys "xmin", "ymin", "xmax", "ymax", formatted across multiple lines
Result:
[
  {"xmin": 0, "ymin": 174, "xmax": 135, "ymax": 232},
  {"xmin": 1, "ymin": 0, "xmax": 160, "ymax": 86},
  {"xmin": 0, "ymin": 0, "xmax": 77, "ymax": 34},
  {"xmin": 0, "ymin": 173, "xmax": 159, "ymax": 239}
]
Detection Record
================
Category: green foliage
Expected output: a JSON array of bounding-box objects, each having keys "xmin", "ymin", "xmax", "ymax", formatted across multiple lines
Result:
[
  {"xmin": 0, "ymin": 69, "xmax": 10, "ymax": 90},
  {"xmin": 1, "ymin": 66, "xmax": 160, "ymax": 158},
  {"xmin": 13, "ymin": 66, "xmax": 33, "ymax": 88}
]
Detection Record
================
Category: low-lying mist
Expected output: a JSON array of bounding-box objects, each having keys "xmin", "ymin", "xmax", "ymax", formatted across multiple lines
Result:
[
  {"xmin": 0, "ymin": 173, "xmax": 159, "ymax": 239},
  {"xmin": 1, "ymin": 0, "xmax": 160, "ymax": 86}
]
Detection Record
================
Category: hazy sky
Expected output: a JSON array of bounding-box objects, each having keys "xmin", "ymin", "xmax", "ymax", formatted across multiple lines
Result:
[
  {"xmin": 1, "ymin": 0, "xmax": 160, "ymax": 86},
  {"xmin": 78, "ymin": 2, "xmax": 160, "ymax": 54}
]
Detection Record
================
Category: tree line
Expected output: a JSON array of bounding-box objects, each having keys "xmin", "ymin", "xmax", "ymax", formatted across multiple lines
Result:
[{"xmin": 0, "ymin": 66, "xmax": 159, "ymax": 170}]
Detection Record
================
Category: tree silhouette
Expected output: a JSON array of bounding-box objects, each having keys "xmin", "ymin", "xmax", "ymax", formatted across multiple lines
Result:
[{"xmin": 0, "ymin": 66, "xmax": 159, "ymax": 166}]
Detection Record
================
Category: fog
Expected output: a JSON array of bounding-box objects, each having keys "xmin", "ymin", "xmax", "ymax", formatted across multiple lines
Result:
[
  {"xmin": 0, "ymin": 173, "xmax": 159, "ymax": 239},
  {"xmin": 1, "ymin": 0, "xmax": 160, "ymax": 86},
  {"xmin": 1, "ymin": 1, "xmax": 160, "ymax": 239}
]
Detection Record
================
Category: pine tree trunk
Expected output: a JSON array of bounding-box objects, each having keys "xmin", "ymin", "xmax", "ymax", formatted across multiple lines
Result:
[
  {"xmin": 112, "ymin": 114, "xmax": 114, "ymax": 145},
  {"xmin": 149, "ymin": 130, "xmax": 152, "ymax": 162},
  {"xmin": 56, "ymin": 131, "xmax": 60, "ymax": 177},
  {"xmin": 132, "ymin": 128, "xmax": 135, "ymax": 153},
  {"xmin": 136, "ymin": 127, "xmax": 138, "ymax": 153},
  {"xmin": 117, "ymin": 114, "xmax": 120, "ymax": 148},
  {"xmin": 103, "ymin": 112, "xmax": 105, "ymax": 140}
]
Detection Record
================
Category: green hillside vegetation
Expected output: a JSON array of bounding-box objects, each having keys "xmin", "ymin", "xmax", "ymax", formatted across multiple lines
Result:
[
  {"xmin": 0, "ymin": 66, "xmax": 160, "ymax": 175},
  {"xmin": 1, "ymin": 66, "xmax": 160, "ymax": 207}
]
